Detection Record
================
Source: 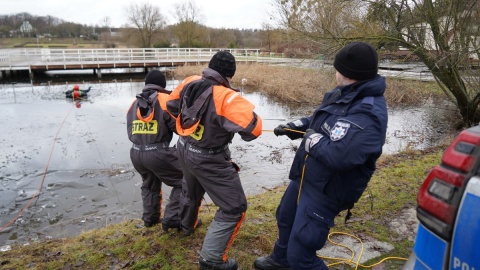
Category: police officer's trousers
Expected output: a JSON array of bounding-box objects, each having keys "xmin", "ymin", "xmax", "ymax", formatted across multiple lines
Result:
[{"xmin": 271, "ymin": 181, "xmax": 337, "ymax": 270}]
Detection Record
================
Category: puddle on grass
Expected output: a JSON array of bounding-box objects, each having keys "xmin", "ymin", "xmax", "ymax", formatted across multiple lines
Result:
[{"xmin": 0, "ymin": 80, "xmax": 453, "ymax": 247}]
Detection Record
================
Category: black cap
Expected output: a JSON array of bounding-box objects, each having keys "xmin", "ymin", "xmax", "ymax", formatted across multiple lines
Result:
[
  {"xmin": 208, "ymin": 51, "xmax": 236, "ymax": 78},
  {"xmin": 333, "ymin": 42, "xmax": 378, "ymax": 81},
  {"xmin": 145, "ymin": 70, "xmax": 166, "ymax": 88}
]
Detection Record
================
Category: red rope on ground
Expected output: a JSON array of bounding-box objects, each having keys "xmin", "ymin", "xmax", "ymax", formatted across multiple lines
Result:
[{"xmin": 0, "ymin": 103, "xmax": 75, "ymax": 233}]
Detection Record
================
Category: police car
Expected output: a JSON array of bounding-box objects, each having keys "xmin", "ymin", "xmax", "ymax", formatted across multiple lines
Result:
[{"xmin": 403, "ymin": 125, "xmax": 480, "ymax": 270}]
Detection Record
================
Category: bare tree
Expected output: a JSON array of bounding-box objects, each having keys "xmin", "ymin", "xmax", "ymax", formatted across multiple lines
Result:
[
  {"xmin": 102, "ymin": 17, "xmax": 111, "ymax": 30},
  {"xmin": 208, "ymin": 28, "xmax": 236, "ymax": 48},
  {"xmin": 99, "ymin": 16, "xmax": 114, "ymax": 48},
  {"xmin": 273, "ymin": 0, "xmax": 480, "ymax": 127},
  {"xmin": 370, "ymin": 0, "xmax": 480, "ymax": 127},
  {"xmin": 259, "ymin": 22, "xmax": 286, "ymax": 52},
  {"xmin": 125, "ymin": 2, "xmax": 166, "ymax": 48},
  {"xmin": 173, "ymin": 0, "xmax": 207, "ymax": 47}
]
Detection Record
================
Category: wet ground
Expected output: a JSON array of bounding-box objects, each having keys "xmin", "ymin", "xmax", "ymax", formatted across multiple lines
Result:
[{"xmin": 0, "ymin": 79, "xmax": 453, "ymax": 250}]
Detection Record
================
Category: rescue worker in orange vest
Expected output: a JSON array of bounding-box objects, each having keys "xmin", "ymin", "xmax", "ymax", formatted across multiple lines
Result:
[
  {"xmin": 167, "ymin": 51, "xmax": 263, "ymax": 270},
  {"xmin": 65, "ymin": 85, "xmax": 91, "ymax": 98},
  {"xmin": 127, "ymin": 70, "xmax": 183, "ymax": 229}
]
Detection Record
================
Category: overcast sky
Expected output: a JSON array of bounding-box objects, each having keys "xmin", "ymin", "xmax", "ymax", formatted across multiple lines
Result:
[{"xmin": 2, "ymin": 0, "xmax": 274, "ymax": 29}]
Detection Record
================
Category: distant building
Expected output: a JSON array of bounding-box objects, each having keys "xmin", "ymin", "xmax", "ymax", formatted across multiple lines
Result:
[
  {"xmin": 403, "ymin": 13, "xmax": 479, "ymax": 60},
  {"xmin": 110, "ymin": 28, "xmax": 122, "ymax": 38},
  {"xmin": 20, "ymin": 21, "xmax": 34, "ymax": 36}
]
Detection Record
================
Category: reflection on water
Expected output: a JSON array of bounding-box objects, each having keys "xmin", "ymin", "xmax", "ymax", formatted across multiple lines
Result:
[
  {"xmin": 384, "ymin": 103, "xmax": 453, "ymax": 154},
  {"xmin": 241, "ymin": 91, "xmax": 453, "ymax": 155},
  {"xmin": 0, "ymin": 81, "xmax": 454, "ymax": 247}
]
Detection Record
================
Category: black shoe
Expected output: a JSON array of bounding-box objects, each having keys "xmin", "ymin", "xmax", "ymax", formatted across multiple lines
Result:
[
  {"xmin": 254, "ymin": 256, "xmax": 291, "ymax": 270},
  {"xmin": 144, "ymin": 217, "xmax": 161, "ymax": 228},
  {"xmin": 162, "ymin": 220, "xmax": 181, "ymax": 232},
  {"xmin": 144, "ymin": 221, "xmax": 158, "ymax": 228},
  {"xmin": 183, "ymin": 218, "xmax": 203, "ymax": 236},
  {"xmin": 199, "ymin": 257, "xmax": 238, "ymax": 270}
]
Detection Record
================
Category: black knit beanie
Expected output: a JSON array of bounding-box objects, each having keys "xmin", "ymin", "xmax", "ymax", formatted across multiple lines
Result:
[
  {"xmin": 333, "ymin": 42, "xmax": 378, "ymax": 81},
  {"xmin": 208, "ymin": 51, "xmax": 236, "ymax": 78},
  {"xmin": 145, "ymin": 70, "xmax": 166, "ymax": 88}
]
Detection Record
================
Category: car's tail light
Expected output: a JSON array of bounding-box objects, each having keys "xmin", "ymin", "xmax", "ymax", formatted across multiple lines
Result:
[
  {"xmin": 429, "ymin": 180, "xmax": 456, "ymax": 201},
  {"xmin": 417, "ymin": 126, "xmax": 480, "ymax": 240}
]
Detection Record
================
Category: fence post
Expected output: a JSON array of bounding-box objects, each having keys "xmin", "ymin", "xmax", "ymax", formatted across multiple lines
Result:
[{"xmin": 63, "ymin": 50, "xmax": 66, "ymax": 69}]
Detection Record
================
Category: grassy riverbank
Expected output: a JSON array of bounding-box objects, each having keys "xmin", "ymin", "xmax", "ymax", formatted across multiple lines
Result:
[{"xmin": 0, "ymin": 145, "xmax": 450, "ymax": 269}]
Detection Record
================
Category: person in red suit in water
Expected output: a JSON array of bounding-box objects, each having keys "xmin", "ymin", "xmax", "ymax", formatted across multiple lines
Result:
[{"xmin": 65, "ymin": 85, "xmax": 91, "ymax": 98}]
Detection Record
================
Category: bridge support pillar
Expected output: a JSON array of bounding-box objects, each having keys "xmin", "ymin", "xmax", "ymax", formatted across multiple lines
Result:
[
  {"xmin": 2, "ymin": 70, "xmax": 10, "ymax": 80},
  {"xmin": 96, "ymin": 69, "xmax": 102, "ymax": 78}
]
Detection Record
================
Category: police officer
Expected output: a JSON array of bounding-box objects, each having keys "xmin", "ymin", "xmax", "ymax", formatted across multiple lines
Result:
[
  {"xmin": 127, "ymin": 70, "xmax": 183, "ymax": 230},
  {"xmin": 254, "ymin": 42, "xmax": 388, "ymax": 270},
  {"xmin": 167, "ymin": 51, "xmax": 263, "ymax": 270}
]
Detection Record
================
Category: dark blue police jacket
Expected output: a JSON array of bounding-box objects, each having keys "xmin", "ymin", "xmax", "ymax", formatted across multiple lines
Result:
[{"xmin": 288, "ymin": 75, "xmax": 388, "ymax": 212}]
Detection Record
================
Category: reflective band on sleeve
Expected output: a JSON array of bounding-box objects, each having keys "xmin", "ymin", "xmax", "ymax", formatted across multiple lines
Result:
[
  {"xmin": 291, "ymin": 119, "xmax": 304, "ymax": 128},
  {"xmin": 226, "ymin": 93, "xmax": 239, "ymax": 104}
]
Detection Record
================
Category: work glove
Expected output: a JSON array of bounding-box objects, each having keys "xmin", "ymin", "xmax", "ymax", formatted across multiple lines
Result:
[
  {"xmin": 274, "ymin": 123, "xmax": 302, "ymax": 140},
  {"xmin": 273, "ymin": 124, "xmax": 291, "ymax": 136},
  {"xmin": 304, "ymin": 129, "xmax": 323, "ymax": 153},
  {"xmin": 274, "ymin": 120, "xmax": 306, "ymax": 140}
]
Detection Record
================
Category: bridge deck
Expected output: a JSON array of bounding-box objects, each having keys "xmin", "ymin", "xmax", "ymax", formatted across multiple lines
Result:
[
  {"xmin": 0, "ymin": 48, "xmax": 278, "ymax": 73},
  {"xmin": 0, "ymin": 47, "xmax": 436, "ymax": 82}
]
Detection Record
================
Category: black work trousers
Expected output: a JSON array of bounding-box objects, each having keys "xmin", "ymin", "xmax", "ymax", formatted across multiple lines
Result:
[{"xmin": 130, "ymin": 146, "xmax": 183, "ymax": 225}]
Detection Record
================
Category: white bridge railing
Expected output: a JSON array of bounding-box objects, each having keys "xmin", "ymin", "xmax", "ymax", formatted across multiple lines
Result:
[{"xmin": 0, "ymin": 48, "xmax": 289, "ymax": 69}]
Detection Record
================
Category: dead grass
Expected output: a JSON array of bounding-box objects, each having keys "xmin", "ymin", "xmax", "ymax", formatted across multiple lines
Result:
[{"xmin": 173, "ymin": 63, "xmax": 445, "ymax": 108}]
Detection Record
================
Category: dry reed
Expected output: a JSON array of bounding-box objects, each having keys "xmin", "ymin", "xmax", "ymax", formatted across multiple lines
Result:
[{"xmin": 173, "ymin": 63, "xmax": 443, "ymax": 108}]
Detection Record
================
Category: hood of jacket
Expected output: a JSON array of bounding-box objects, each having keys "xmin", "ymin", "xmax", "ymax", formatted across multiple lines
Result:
[
  {"xmin": 202, "ymin": 68, "xmax": 232, "ymax": 88},
  {"xmin": 136, "ymin": 84, "xmax": 170, "ymax": 118}
]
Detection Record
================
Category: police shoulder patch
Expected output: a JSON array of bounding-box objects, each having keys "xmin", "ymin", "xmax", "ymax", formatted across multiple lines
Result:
[{"xmin": 330, "ymin": 121, "xmax": 350, "ymax": 141}]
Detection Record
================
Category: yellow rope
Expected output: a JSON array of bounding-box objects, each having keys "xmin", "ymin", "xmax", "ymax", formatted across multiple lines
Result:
[
  {"xmin": 320, "ymin": 231, "xmax": 408, "ymax": 269},
  {"xmin": 297, "ymin": 154, "xmax": 309, "ymax": 204},
  {"xmin": 262, "ymin": 128, "xmax": 306, "ymax": 134}
]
